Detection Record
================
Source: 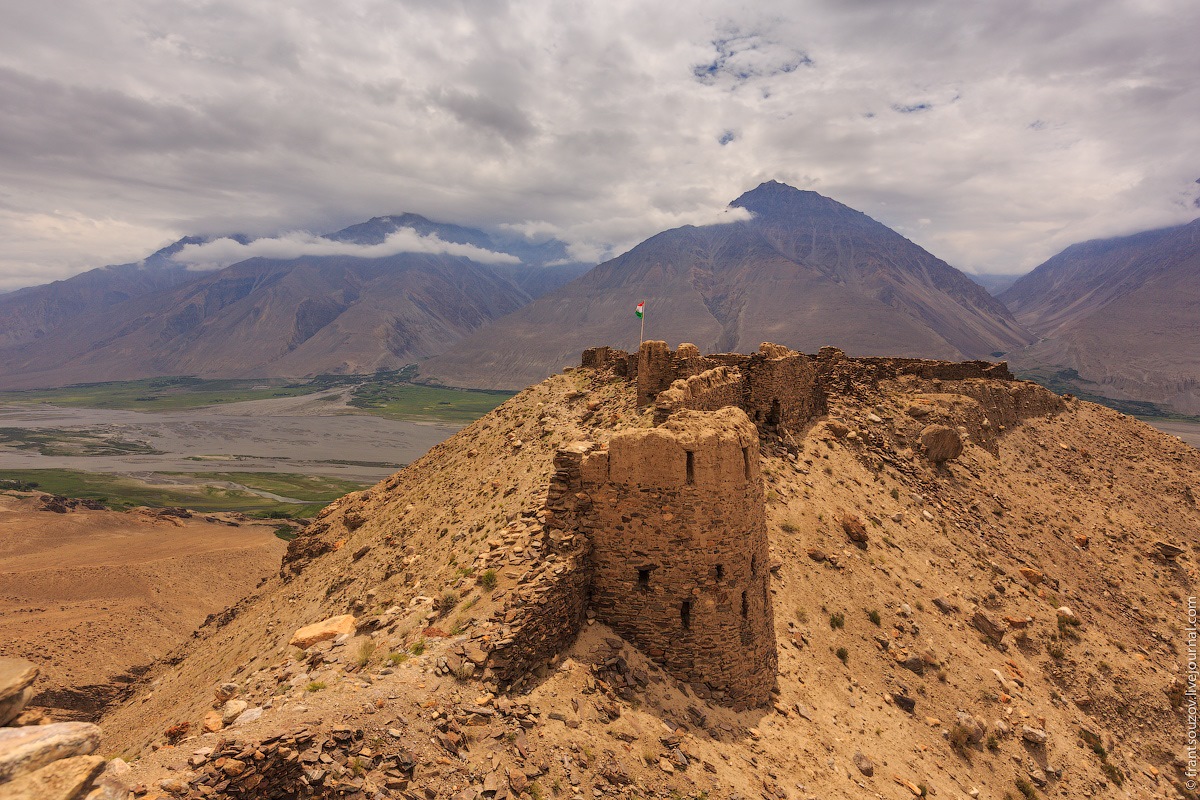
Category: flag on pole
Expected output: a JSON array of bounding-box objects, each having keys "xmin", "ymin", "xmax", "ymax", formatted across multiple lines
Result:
[{"xmin": 635, "ymin": 301, "xmax": 644, "ymax": 319}]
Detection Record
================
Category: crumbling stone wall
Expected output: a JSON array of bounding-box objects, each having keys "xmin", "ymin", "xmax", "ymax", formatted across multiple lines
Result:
[
  {"xmin": 632, "ymin": 341, "xmax": 825, "ymax": 435},
  {"xmin": 636, "ymin": 341, "xmax": 676, "ymax": 406},
  {"xmin": 579, "ymin": 408, "xmax": 777, "ymax": 709},
  {"xmin": 652, "ymin": 366, "xmax": 745, "ymax": 425},
  {"xmin": 740, "ymin": 347, "xmax": 825, "ymax": 430},
  {"xmin": 481, "ymin": 445, "xmax": 594, "ymax": 692}
]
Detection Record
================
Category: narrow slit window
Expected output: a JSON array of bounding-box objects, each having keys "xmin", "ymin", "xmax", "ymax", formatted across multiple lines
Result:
[
  {"xmin": 742, "ymin": 447, "xmax": 751, "ymax": 480},
  {"xmin": 716, "ymin": 564, "xmax": 725, "ymax": 581},
  {"xmin": 741, "ymin": 591, "xmax": 749, "ymax": 619},
  {"xmin": 681, "ymin": 600, "xmax": 692, "ymax": 629},
  {"xmin": 685, "ymin": 450, "xmax": 695, "ymax": 484},
  {"xmin": 751, "ymin": 554, "xmax": 758, "ymax": 577},
  {"xmin": 637, "ymin": 568, "xmax": 650, "ymax": 588}
]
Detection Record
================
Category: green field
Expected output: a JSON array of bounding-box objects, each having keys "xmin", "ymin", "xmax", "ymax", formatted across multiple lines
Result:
[
  {"xmin": 178, "ymin": 471, "xmax": 367, "ymax": 502},
  {"xmin": 349, "ymin": 383, "xmax": 514, "ymax": 423},
  {"xmin": 0, "ymin": 468, "xmax": 368, "ymax": 518},
  {"xmin": 0, "ymin": 427, "xmax": 162, "ymax": 457},
  {"xmin": 0, "ymin": 376, "xmax": 322, "ymax": 411}
]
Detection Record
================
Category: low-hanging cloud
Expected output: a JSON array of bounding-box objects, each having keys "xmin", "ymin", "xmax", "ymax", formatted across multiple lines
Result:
[{"xmin": 172, "ymin": 229, "xmax": 521, "ymax": 271}]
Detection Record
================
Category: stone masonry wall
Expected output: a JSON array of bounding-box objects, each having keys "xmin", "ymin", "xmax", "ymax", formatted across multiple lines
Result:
[
  {"xmin": 652, "ymin": 366, "xmax": 746, "ymax": 425},
  {"xmin": 481, "ymin": 445, "xmax": 594, "ymax": 692},
  {"xmin": 579, "ymin": 408, "xmax": 777, "ymax": 709},
  {"xmin": 635, "ymin": 341, "xmax": 825, "ymax": 435}
]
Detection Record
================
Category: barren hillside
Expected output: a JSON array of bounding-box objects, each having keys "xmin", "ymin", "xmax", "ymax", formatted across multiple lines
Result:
[
  {"xmin": 74, "ymin": 341, "xmax": 1198, "ymax": 800},
  {"xmin": 0, "ymin": 496, "xmax": 286, "ymax": 722}
]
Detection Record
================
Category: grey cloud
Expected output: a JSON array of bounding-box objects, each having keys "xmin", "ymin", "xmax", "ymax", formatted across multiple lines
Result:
[{"xmin": 0, "ymin": 0, "xmax": 1197, "ymax": 290}]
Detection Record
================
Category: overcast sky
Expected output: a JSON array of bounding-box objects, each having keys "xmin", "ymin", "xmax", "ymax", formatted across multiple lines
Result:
[{"xmin": 1, "ymin": 0, "xmax": 1197, "ymax": 290}]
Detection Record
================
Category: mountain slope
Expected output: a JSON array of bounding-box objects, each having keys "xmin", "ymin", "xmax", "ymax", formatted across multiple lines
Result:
[
  {"xmin": 0, "ymin": 216, "xmax": 591, "ymax": 389},
  {"xmin": 85, "ymin": 346, "xmax": 1196, "ymax": 800},
  {"xmin": 0, "ymin": 237, "xmax": 206, "ymax": 349},
  {"xmin": 419, "ymin": 181, "xmax": 1033, "ymax": 390},
  {"xmin": 1002, "ymin": 218, "xmax": 1200, "ymax": 414}
]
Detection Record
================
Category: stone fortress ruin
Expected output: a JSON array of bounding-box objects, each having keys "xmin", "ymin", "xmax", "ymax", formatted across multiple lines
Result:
[{"xmin": 480, "ymin": 340, "xmax": 1022, "ymax": 709}]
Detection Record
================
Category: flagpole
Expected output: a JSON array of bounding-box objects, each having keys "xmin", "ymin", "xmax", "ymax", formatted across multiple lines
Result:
[{"xmin": 639, "ymin": 307, "xmax": 645, "ymax": 346}]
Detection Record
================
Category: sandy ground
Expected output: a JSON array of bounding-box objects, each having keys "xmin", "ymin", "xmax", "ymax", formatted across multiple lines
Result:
[
  {"xmin": 0, "ymin": 392, "xmax": 459, "ymax": 482},
  {"xmin": 0, "ymin": 494, "xmax": 287, "ymax": 719}
]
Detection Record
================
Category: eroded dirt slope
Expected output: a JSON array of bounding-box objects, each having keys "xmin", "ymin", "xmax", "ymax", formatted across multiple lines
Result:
[
  {"xmin": 0, "ymin": 496, "xmax": 286, "ymax": 720},
  {"xmin": 98, "ymin": 360, "xmax": 1197, "ymax": 800}
]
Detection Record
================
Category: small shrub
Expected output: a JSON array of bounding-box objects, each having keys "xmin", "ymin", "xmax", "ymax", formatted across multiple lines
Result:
[
  {"xmin": 948, "ymin": 723, "xmax": 971, "ymax": 754},
  {"xmin": 479, "ymin": 569, "xmax": 498, "ymax": 590},
  {"xmin": 1015, "ymin": 777, "xmax": 1037, "ymax": 799},
  {"xmin": 986, "ymin": 734, "xmax": 999, "ymax": 752},
  {"xmin": 890, "ymin": 488, "xmax": 900, "ymax": 500},
  {"xmin": 455, "ymin": 566, "xmax": 474, "ymax": 578},
  {"xmin": 1100, "ymin": 762, "xmax": 1124, "ymax": 786},
  {"xmin": 305, "ymin": 681, "xmax": 327, "ymax": 692},
  {"xmin": 439, "ymin": 591, "xmax": 458, "ymax": 614},
  {"xmin": 829, "ymin": 612, "xmax": 845, "ymax": 630},
  {"xmin": 410, "ymin": 638, "xmax": 426, "ymax": 656},
  {"xmin": 387, "ymin": 652, "xmax": 407, "ymax": 666},
  {"xmin": 780, "ymin": 521, "xmax": 800, "ymax": 533},
  {"xmin": 1047, "ymin": 640, "xmax": 1065, "ymax": 660},
  {"xmin": 835, "ymin": 647, "xmax": 849, "ymax": 665},
  {"xmin": 354, "ymin": 640, "xmax": 376, "ymax": 668},
  {"xmin": 867, "ymin": 609, "xmax": 881, "ymax": 626}
]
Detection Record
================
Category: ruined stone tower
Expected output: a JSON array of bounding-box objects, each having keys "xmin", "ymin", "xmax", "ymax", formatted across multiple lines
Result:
[{"xmin": 579, "ymin": 407, "xmax": 777, "ymax": 708}]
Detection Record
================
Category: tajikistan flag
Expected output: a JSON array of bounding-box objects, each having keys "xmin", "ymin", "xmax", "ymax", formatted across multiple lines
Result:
[{"xmin": 635, "ymin": 301, "xmax": 645, "ymax": 319}]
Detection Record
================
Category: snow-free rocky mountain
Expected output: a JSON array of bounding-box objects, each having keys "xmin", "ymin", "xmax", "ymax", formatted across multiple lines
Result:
[
  {"xmin": 1002, "ymin": 218, "xmax": 1200, "ymax": 415},
  {"xmin": 420, "ymin": 181, "xmax": 1035, "ymax": 390},
  {"xmin": 0, "ymin": 216, "xmax": 591, "ymax": 389}
]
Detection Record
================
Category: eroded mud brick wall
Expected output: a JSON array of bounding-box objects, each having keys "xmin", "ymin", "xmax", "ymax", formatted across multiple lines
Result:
[
  {"xmin": 580, "ymin": 407, "xmax": 777, "ymax": 709},
  {"xmin": 652, "ymin": 366, "xmax": 746, "ymax": 425},
  {"xmin": 483, "ymin": 444, "xmax": 594, "ymax": 691}
]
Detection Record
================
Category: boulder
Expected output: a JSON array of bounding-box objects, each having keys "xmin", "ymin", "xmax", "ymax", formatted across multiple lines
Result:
[
  {"xmin": 0, "ymin": 723, "xmax": 101, "ymax": 783},
  {"xmin": 840, "ymin": 514, "xmax": 868, "ymax": 546},
  {"xmin": 213, "ymin": 683, "xmax": 239, "ymax": 703},
  {"xmin": 852, "ymin": 751, "xmax": 874, "ymax": 777},
  {"xmin": 0, "ymin": 659, "xmax": 39, "ymax": 726},
  {"xmin": 971, "ymin": 610, "xmax": 1005, "ymax": 643},
  {"xmin": 920, "ymin": 425, "xmax": 963, "ymax": 463},
  {"xmin": 0, "ymin": 755, "xmax": 105, "ymax": 800},
  {"xmin": 1022, "ymin": 725, "xmax": 1048, "ymax": 745},
  {"xmin": 220, "ymin": 700, "xmax": 249, "ymax": 725},
  {"xmin": 289, "ymin": 615, "xmax": 356, "ymax": 649},
  {"xmin": 955, "ymin": 712, "xmax": 987, "ymax": 744}
]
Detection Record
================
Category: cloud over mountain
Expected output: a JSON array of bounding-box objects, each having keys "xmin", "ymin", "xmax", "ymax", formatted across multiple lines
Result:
[{"xmin": 173, "ymin": 229, "xmax": 521, "ymax": 271}]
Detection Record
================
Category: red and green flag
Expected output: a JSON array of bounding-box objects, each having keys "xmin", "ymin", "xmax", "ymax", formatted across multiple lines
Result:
[{"xmin": 635, "ymin": 301, "xmax": 644, "ymax": 319}]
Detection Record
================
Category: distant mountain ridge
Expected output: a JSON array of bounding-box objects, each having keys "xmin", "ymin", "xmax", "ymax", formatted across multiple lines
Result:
[
  {"xmin": 0, "ymin": 215, "xmax": 591, "ymax": 389},
  {"xmin": 418, "ymin": 181, "xmax": 1034, "ymax": 390},
  {"xmin": 1001, "ymin": 218, "xmax": 1200, "ymax": 414}
]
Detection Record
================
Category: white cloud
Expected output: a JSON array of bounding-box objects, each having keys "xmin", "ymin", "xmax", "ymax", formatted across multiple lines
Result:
[
  {"xmin": 172, "ymin": 229, "xmax": 519, "ymax": 271},
  {"xmin": 0, "ymin": 0, "xmax": 1197, "ymax": 288}
]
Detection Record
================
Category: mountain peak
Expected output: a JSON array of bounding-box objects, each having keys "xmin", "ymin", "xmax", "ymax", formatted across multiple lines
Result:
[{"xmin": 729, "ymin": 181, "xmax": 850, "ymax": 220}]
